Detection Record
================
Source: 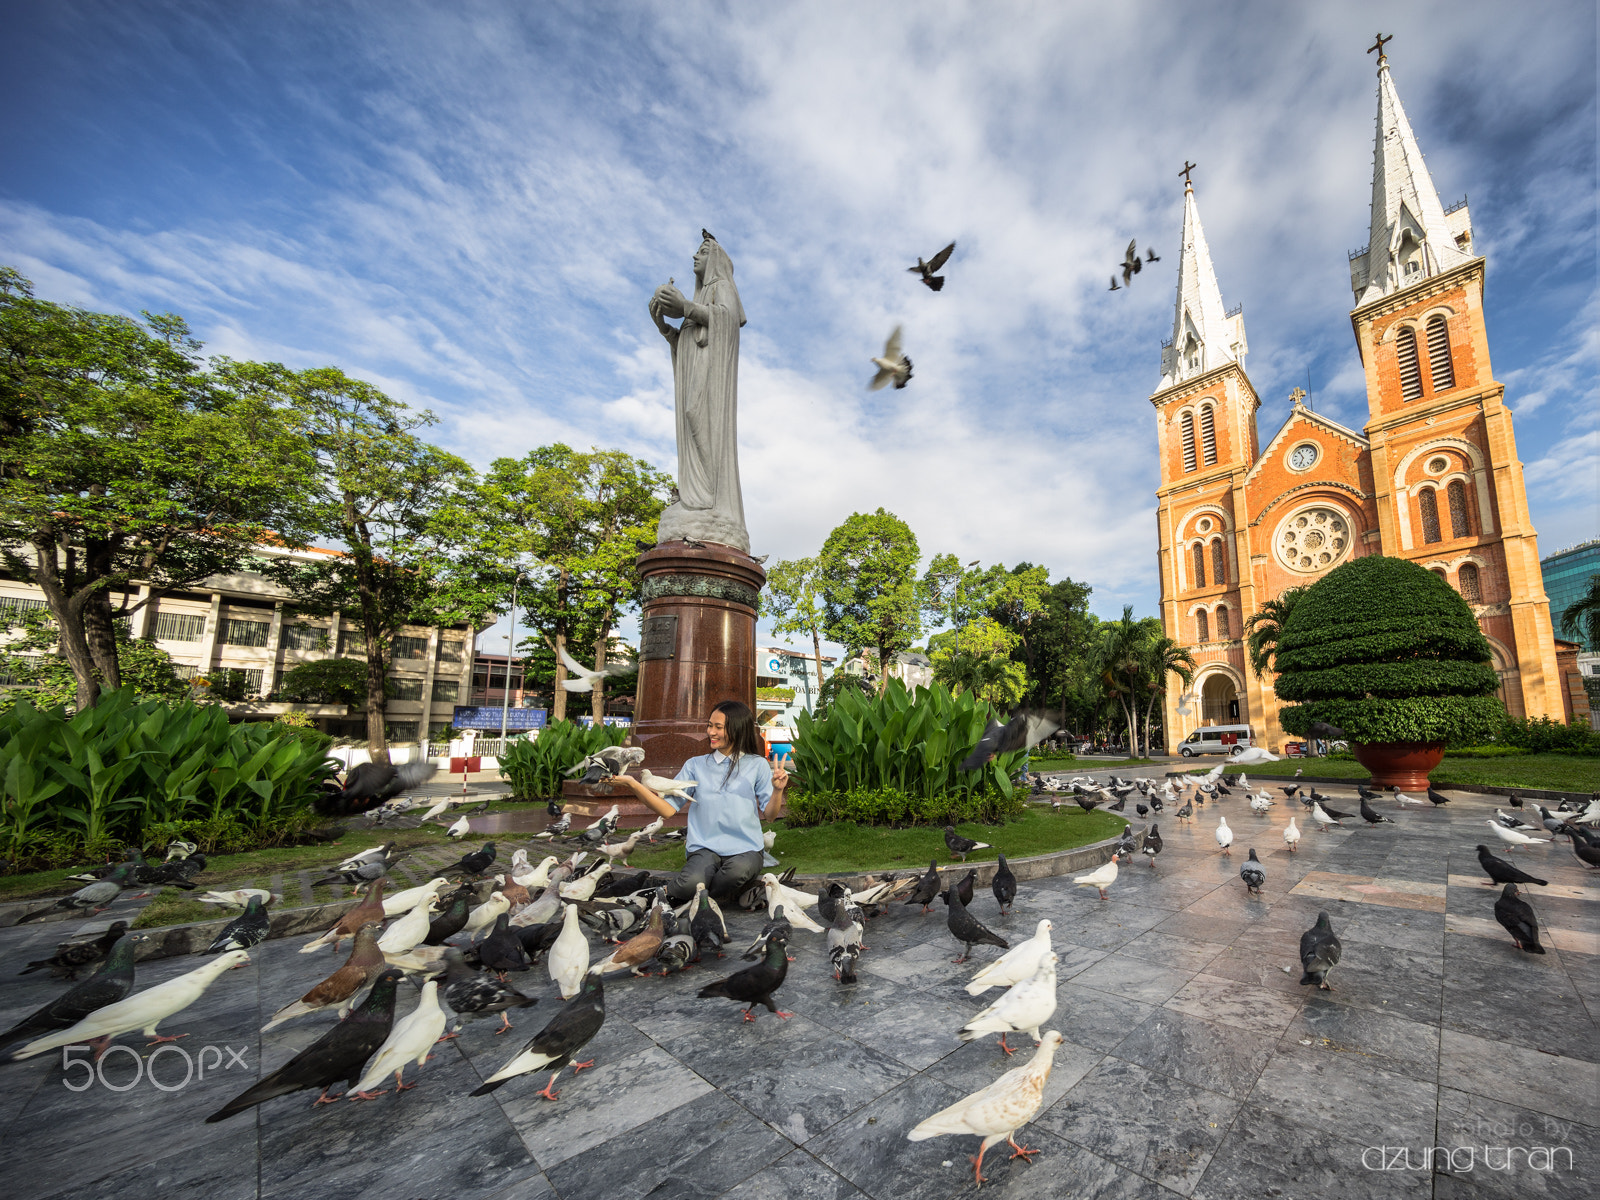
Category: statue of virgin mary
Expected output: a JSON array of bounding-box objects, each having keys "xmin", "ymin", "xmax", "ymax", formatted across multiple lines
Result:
[{"xmin": 648, "ymin": 231, "xmax": 750, "ymax": 553}]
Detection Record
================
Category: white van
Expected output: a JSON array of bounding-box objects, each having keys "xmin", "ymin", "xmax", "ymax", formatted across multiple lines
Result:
[{"xmin": 1177, "ymin": 725, "xmax": 1254, "ymax": 757}]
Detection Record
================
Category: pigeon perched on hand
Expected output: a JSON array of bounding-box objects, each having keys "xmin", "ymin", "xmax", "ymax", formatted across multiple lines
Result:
[
  {"xmin": 908, "ymin": 241, "xmax": 956, "ymax": 290},
  {"xmin": 869, "ymin": 326, "xmax": 913, "ymax": 390}
]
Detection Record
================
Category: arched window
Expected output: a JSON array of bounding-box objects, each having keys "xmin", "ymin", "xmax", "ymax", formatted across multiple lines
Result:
[
  {"xmin": 1180, "ymin": 413, "xmax": 1197, "ymax": 472},
  {"xmin": 1195, "ymin": 609, "xmax": 1210, "ymax": 642},
  {"xmin": 1426, "ymin": 316, "xmax": 1454, "ymax": 392},
  {"xmin": 1211, "ymin": 539, "xmax": 1227, "ymax": 585},
  {"xmin": 1200, "ymin": 405, "xmax": 1217, "ymax": 466},
  {"xmin": 1447, "ymin": 479, "xmax": 1471, "ymax": 539},
  {"xmin": 1418, "ymin": 488, "xmax": 1442, "ymax": 544},
  {"xmin": 1216, "ymin": 606, "xmax": 1230, "ymax": 638},
  {"xmin": 1458, "ymin": 563, "xmax": 1482, "ymax": 603},
  {"xmin": 1396, "ymin": 326, "xmax": 1423, "ymax": 401},
  {"xmin": 1192, "ymin": 542, "xmax": 1207, "ymax": 588}
]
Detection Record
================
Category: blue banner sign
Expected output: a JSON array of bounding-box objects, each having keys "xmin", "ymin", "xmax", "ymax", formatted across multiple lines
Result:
[{"xmin": 453, "ymin": 706, "xmax": 548, "ymax": 730}]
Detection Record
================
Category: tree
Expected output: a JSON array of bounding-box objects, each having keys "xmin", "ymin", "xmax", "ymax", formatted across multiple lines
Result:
[
  {"xmin": 0, "ymin": 607, "xmax": 187, "ymax": 711},
  {"xmin": 236, "ymin": 364, "xmax": 492, "ymax": 761},
  {"xmin": 1094, "ymin": 606, "xmax": 1147, "ymax": 753},
  {"xmin": 1139, "ymin": 636, "xmax": 1196, "ymax": 755},
  {"xmin": 1560, "ymin": 572, "xmax": 1600, "ymax": 651},
  {"xmin": 763, "ymin": 556, "xmax": 831, "ymax": 706},
  {"xmin": 929, "ymin": 617, "xmax": 1029, "ymax": 708},
  {"xmin": 275, "ymin": 657, "xmax": 369, "ymax": 706},
  {"xmin": 0, "ymin": 269, "xmax": 315, "ymax": 711},
  {"xmin": 1024, "ymin": 577, "xmax": 1095, "ymax": 713},
  {"xmin": 818, "ymin": 509, "xmax": 922, "ymax": 695},
  {"xmin": 1243, "ymin": 586, "xmax": 1309, "ymax": 678}
]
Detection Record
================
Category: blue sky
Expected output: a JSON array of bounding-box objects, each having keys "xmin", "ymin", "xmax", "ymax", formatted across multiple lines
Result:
[{"xmin": 2, "ymin": 1, "xmax": 1595, "ymax": 659}]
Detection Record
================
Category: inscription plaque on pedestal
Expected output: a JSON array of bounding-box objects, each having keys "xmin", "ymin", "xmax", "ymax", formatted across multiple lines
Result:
[{"xmin": 639, "ymin": 614, "xmax": 678, "ymax": 660}]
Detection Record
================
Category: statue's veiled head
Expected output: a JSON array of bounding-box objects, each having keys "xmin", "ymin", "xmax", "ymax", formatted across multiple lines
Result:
[{"xmin": 693, "ymin": 235, "xmax": 745, "ymax": 328}]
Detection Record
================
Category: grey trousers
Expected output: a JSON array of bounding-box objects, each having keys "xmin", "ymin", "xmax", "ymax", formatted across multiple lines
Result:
[{"xmin": 667, "ymin": 847, "xmax": 765, "ymax": 905}]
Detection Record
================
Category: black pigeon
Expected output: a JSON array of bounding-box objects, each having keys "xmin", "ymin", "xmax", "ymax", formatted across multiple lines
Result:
[
  {"xmin": 1145, "ymin": 248, "xmax": 1160, "ymax": 263},
  {"xmin": 991, "ymin": 853, "xmax": 1017, "ymax": 914},
  {"xmin": 1109, "ymin": 276, "xmax": 1121, "ymax": 291},
  {"xmin": 908, "ymin": 241, "xmax": 956, "ymax": 291},
  {"xmin": 1239, "ymin": 849, "xmax": 1265, "ymax": 896},
  {"xmin": 1075, "ymin": 795, "xmax": 1099, "ymax": 815},
  {"xmin": 1357, "ymin": 784, "xmax": 1378, "ymax": 801},
  {"xmin": 1135, "ymin": 803, "xmax": 1149, "ymax": 818},
  {"xmin": 317, "ymin": 761, "xmax": 438, "ymax": 817},
  {"xmin": 1358, "ymin": 797, "xmax": 1395, "ymax": 825},
  {"xmin": 960, "ymin": 709, "xmax": 1061, "ymax": 771},
  {"xmin": 1493, "ymin": 884, "xmax": 1545, "ymax": 954},
  {"xmin": 1426, "ymin": 788, "xmax": 1451, "ymax": 806},
  {"xmin": 1176, "ymin": 799, "xmax": 1193, "ymax": 822},
  {"xmin": 516, "ymin": 919, "xmax": 564, "ymax": 962},
  {"xmin": 1142, "ymin": 824, "xmax": 1163, "ymax": 866},
  {"xmin": 1120, "ymin": 239, "xmax": 1143, "ymax": 285},
  {"xmin": 204, "ymin": 895, "xmax": 270, "ymax": 954},
  {"xmin": 697, "ymin": 932, "xmax": 791, "ymax": 1020},
  {"xmin": 1107, "ymin": 795, "xmax": 1127, "ymax": 812},
  {"xmin": 447, "ymin": 842, "xmax": 497, "ymax": 878},
  {"xmin": 1298, "ymin": 912, "xmax": 1341, "ymax": 990},
  {"xmin": 20, "ymin": 921, "xmax": 130, "ymax": 979},
  {"xmin": 425, "ymin": 888, "xmax": 475, "ymax": 945},
  {"xmin": 470, "ymin": 973, "xmax": 607, "ymax": 1099},
  {"xmin": 473, "ymin": 913, "xmax": 531, "ymax": 976},
  {"xmin": 945, "ymin": 886, "xmax": 1009, "ymax": 964},
  {"xmin": 1319, "ymin": 803, "xmax": 1356, "ymax": 822},
  {"xmin": 1475, "ymin": 845, "xmax": 1546, "ymax": 888},
  {"xmin": 207, "ymin": 968, "xmax": 403, "ymax": 1119},
  {"xmin": 1507, "ymin": 793, "xmax": 1523, "ymax": 809},
  {"xmin": 1566, "ymin": 832, "xmax": 1600, "ymax": 869},
  {"xmin": 1214, "ymin": 782, "xmax": 1232, "ymax": 797},
  {"xmin": 690, "ymin": 888, "xmax": 728, "ymax": 961},
  {"xmin": 0, "ymin": 933, "xmax": 142, "ymax": 1052},
  {"xmin": 742, "ymin": 905, "xmax": 793, "ymax": 961},
  {"xmin": 944, "ymin": 825, "xmax": 991, "ymax": 862},
  {"xmin": 1279, "ymin": 785, "xmax": 1300, "ymax": 800},
  {"xmin": 816, "ymin": 883, "xmax": 842, "ymax": 925},
  {"xmin": 1150, "ymin": 797, "xmax": 1165, "ymax": 813},
  {"xmin": 439, "ymin": 948, "xmax": 538, "ymax": 1035},
  {"xmin": 905, "ymin": 860, "xmax": 941, "ymax": 912},
  {"xmin": 939, "ymin": 869, "xmax": 976, "ymax": 909}
]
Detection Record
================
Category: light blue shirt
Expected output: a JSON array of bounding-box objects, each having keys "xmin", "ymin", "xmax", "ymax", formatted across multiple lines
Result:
[{"xmin": 667, "ymin": 751, "xmax": 772, "ymax": 857}]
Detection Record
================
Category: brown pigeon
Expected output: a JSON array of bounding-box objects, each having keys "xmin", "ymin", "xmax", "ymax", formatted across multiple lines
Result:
[
  {"xmin": 300, "ymin": 880, "xmax": 387, "ymax": 954},
  {"xmin": 265, "ymin": 923, "xmax": 387, "ymax": 1030}
]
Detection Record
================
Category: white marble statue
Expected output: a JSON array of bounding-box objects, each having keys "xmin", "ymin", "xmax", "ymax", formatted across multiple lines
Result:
[{"xmin": 648, "ymin": 231, "xmax": 750, "ymax": 553}]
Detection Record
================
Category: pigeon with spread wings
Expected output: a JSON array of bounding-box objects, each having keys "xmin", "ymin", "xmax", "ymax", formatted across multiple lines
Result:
[
  {"xmin": 1120, "ymin": 239, "xmax": 1144, "ymax": 285},
  {"xmin": 869, "ymin": 326, "xmax": 913, "ymax": 390},
  {"xmin": 908, "ymin": 241, "xmax": 956, "ymax": 291},
  {"xmin": 960, "ymin": 709, "xmax": 1061, "ymax": 772},
  {"xmin": 556, "ymin": 644, "xmax": 632, "ymax": 694}
]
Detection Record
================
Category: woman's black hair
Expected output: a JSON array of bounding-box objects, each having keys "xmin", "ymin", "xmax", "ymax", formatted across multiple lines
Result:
[{"xmin": 711, "ymin": 699, "xmax": 763, "ymax": 781}]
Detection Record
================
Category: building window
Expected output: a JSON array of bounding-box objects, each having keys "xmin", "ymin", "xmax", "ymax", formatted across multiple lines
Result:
[
  {"xmin": 432, "ymin": 678, "xmax": 460, "ymax": 703},
  {"xmin": 1211, "ymin": 539, "xmax": 1227, "ymax": 586},
  {"xmin": 342, "ymin": 628, "xmax": 366, "ymax": 657},
  {"xmin": 1396, "ymin": 326, "xmax": 1423, "ymax": 400},
  {"xmin": 1196, "ymin": 610, "xmax": 1210, "ymax": 642},
  {"xmin": 1426, "ymin": 316, "xmax": 1454, "ymax": 392},
  {"xmin": 220, "ymin": 618, "xmax": 270, "ymax": 647},
  {"xmin": 1200, "ymin": 405, "xmax": 1217, "ymax": 466},
  {"xmin": 385, "ymin": 721, "xmax": 419, "ymax": 742},
  {"xmin": 1216, "ymin": 606, "xmax": 1230, "ymax": 638},
  {"xmin": 438, "ymin": 638, "xmax": 465, "ymax": 663},
  {"xmin": 429, "ymin": 721, "xmax": 456, "ymax": 738},
  {"xmin": 1180, "ymin": 413, "xmax": 1197, "ymax": 472},
  {"xmin": 1458, "ymin": 563, "xmax": 1482, "ymax": 603},
  {"xmin": 282, "ymin": 624, "xmax": 330, "ymax": 651},
  {"xmin": 153, "ymin": 611, "xmax": 207, "ymax": 642},
  {"xmin": 1192, "ymin": 542, "xmax": 1207, "ymax": 589},
  {"xmin": 1447, "ymin": 479, "xmax": 1471, "ymax": 539},
  {"xmin": 0, "ymin": 595, "xmax": 48, "ymax": 622},
  {"xmin": 1419, "ymin": 488, "xmax": 1442, "ymax": 544},
  {"xmin": 389, "ymin": 677, "xmax": 424, "ymax": 701},
  {"xmin": 393, "ymin": 634, "xmax": 429, "ymax": 660}
]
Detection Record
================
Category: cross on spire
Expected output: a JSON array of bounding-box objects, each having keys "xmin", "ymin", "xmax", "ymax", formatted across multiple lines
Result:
[
  {"xmin": 1288, "ymin": 387, "xmax": 1307, "ymax": 407},
  {"xmin": 1179, "ymin": 161, "xmax": 1197, "ymax": 189},
  {"xmin": 1367, "ymin": 32, "xmax": 1392, "ymax": 66}
]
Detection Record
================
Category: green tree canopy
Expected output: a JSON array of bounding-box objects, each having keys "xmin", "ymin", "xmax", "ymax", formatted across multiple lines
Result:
[
  {"xmin": 763, "ymin": 556, "xmax": 831, "ymax": 706},
  {"xmin": 0, "ymin": 607, "xmax": 188, "ymax": 711},
  {"xmin": 818, "ymin": 508, "xmax": 922, "ymax": 694},
  {"xmin": 1243, "ymin": 585, "xmax": 1309, "ymax": 678}
]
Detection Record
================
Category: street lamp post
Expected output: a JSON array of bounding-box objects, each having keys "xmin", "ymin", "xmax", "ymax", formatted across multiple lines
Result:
[{"xmin": 499, "ymin": 570, "xmax": 528, "ymax": 742}]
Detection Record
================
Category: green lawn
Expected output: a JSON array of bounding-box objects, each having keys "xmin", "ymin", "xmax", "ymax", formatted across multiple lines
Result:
[
  {"xmin": 1198, "ymin": 754, "xmax": 1598, "ymax": 794},
  {"xmin": 622, "ymin": 807, "xmax": 1127, "ymax": 877}
]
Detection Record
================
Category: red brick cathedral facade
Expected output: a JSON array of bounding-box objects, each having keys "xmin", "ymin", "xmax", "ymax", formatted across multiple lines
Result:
[{"xmin": 1153, "ymin": 48, "xmax": 1566, "ymax": 752}]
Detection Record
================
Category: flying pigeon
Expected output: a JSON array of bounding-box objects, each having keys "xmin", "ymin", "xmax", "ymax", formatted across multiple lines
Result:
[
  {"xmin": 869, "ymin": 326, "xmax": 913, "ymax": 390},
  {"xmin": 1120, "ymin": 239, "xmax": 1143, "ymax": 285},
  {"xmin": 908, "ymin": 241, "xmax": 956, "ymax": 290},
  {"xmin": 556, "ymin": 644, "xmax": 632, "ymax": 693},
  {"xmin": 960, "ymin": 709, "xmax": 1061, "ymax": 771}
]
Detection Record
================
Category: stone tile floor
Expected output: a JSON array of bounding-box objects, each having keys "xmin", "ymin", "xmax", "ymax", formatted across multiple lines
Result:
[{"xmin": 0, "ymin": 784, "xmax": 1594, "ymax": 1199}]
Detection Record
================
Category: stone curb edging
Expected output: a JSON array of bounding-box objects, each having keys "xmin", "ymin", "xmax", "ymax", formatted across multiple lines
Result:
[
  {"xmin": 1206, "ymin": 770, "xmax": 1597, "ymax": 804},
  {"xmin": 4, "ymin": 829, "xmax": 1129, "ymax": 962}
]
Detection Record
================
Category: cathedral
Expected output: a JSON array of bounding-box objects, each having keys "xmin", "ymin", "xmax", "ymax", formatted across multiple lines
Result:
[{"xmin": 1152, "ymin": 43, "xmax": 1568, "ymax": 752}]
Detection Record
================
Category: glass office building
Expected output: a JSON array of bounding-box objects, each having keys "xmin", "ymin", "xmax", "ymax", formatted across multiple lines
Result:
[{"xmin": 1543, "ymin": 540, "xmax": 1599, "ymax": 652}]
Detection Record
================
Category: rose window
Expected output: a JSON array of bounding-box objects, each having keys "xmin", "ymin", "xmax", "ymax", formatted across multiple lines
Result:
[{"xmin": 1276, "ymin": 508, "xmax": 1350, "ymax": 573}]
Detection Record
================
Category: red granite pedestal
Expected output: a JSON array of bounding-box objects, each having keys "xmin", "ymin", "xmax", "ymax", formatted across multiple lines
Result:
[{"xmin": 562, "ymin": 540, "xmax": 764, "ymax": 828}]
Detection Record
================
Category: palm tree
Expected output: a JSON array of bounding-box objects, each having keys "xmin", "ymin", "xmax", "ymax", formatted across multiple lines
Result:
[
  {"xmin": 1140, "ymin": 637, "xmax": 1196, "ymax": 755},
  {"xmin": 1561, "ymin": 573, "xmax": 1600, "ymax": 651},
  {"xmin": 1095, "ymin": 606, "xmax": 1146, "ymax": 753},
  {"xmin": 1243, "ymin": 586, "xmax": 1309, "ymax": 678}
]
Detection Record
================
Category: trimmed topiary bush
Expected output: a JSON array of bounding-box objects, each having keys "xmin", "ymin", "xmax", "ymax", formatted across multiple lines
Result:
[{"xmin": 1275, "ymin": 556, "xmax": 1505, "ymax": 745}]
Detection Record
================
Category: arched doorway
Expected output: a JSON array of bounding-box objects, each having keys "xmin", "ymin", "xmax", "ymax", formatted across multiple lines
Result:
[{"xmin": 1201, "ymin": 674, "xmax": 1240, "ymax": 725}]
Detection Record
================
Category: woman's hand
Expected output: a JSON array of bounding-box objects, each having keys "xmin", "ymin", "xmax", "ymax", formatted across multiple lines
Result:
[{"xmin": 769, "ymin": 752, "xmax": 791, "ymax": 791}]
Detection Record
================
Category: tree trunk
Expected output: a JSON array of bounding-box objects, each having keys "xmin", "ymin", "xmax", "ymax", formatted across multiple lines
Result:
[
  {"xmin": 30, "ymin": 536, "xmax": 101, "ymax": 711},
  {"xmin": 552, "ymin": 569, "xmax": 570, "ymax": 723},
  {"xmin": 811, "ymin": 629, "xmax": 826, "ymax": 710},
  {"xmin": 591, "ymin": 621, "xmax": 610, "ymax": 724},
  {"xmin": 1144, "ymin": 691, "xmax": 1162, "ymax": 757},
  {"xmin": 350, "ymin": 537, "xmax": 389, "ymax": 764},
  {"xmin": 84, "ymin": 587, "xmax": 122, "ymax": 692}
]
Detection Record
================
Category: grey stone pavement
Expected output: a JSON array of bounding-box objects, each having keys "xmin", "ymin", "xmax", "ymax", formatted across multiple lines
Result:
[{"xmin": 0, "ymin": 783, "xmax": 1595, "ymax": 1200}]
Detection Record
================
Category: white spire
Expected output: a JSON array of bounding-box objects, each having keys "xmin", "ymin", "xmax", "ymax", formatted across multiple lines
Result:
[
  {"xmin": 1160, "ymin": 178, "xmax": 1246, "ymax": 389},
  {"xmin": 1349, "ymin": 52, "xmax": 1474, "ymax": 305}
]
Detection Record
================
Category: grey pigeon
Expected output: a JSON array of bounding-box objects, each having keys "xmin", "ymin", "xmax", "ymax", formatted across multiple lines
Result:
[
  {"xmin": 1239, "ymin": 848, "xmax": 1265, "ymax": 896},
  {"xmin": 1358, "ymin": 797, "xmax": 1395, "ymax": 825},
  {"xmin": 1298, "ymin": 912, "xmax": 1341, "ymax": 990},
  {"xmin": 204, "ymin": 896, "xmax": 270, "ymax": 953},
  {"xmin": 438, "ymin": 948, "xmax": 538, "ymax": 1035},
  {"xmin": 904, "ymin": 860, "xmax": 941, "ymax": 912},
  {"xmin": 945, "ymin": 887, "xmax": 1008, "ymax": 964}
]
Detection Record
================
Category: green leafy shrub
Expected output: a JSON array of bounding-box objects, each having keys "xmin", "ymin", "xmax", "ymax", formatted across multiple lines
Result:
[
  {"xmin": 1275, "ymin": 557, "xmax": 1505, "ymax": 745},
  {"xmin": 1448, "ymin": 744, "xmax": 1532, "ymax": 759},
  {"xmin": 275, "ymin": 657, "xmax": 366, "ymax": 705},
  {"xmin": 793, "ymin": 678, "xmax": 1022, "ymax": 803},
  {"xmin": 1497, "ymin": 716, "xmax": 1599, "ymax": 756},
  {"xmin": 813, "ymin": 670, "xmax": 875, "ymax": 721},
  {"xmin": 499, "ymin": 719, "xmax": 629, "ymax": 799},
  {"xmin": 784, "ymin": 784, "xmax": 1026, "ymax": 828}
]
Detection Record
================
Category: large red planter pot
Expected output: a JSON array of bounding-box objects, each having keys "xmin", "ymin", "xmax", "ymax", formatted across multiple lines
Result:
[{"xmin": 1351, "ymin": 741, "xmax": 1446, "ymax": 790}]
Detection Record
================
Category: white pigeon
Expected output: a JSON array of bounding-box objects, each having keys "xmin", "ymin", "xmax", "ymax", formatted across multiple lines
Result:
[
  {"xmin": 959, "ymin": 955, "xmax": 1058, "ymax": 1053},
  {"xmin": 1229, "ymin": 746, "xmax": 1281, "ymax": 765},
  {"xmin": 196, "ymin": 888, "xmax": 277, "ymax": 908},
  {"xmin": 419, "ymin": 798, "xmax": 453, "ymax": 822},
  {"xmin": 1484, "ymin": 820, "xmax": 1549, "ymax": 850},
  {"xmin": 382, "ymin": 944, "xmax": 447, "ymax": 975},
  {"xmin": 1284, "ymin": 816, "xmax": 1301, "ymax": 852},
  {"xmin": 556, "ymin": 643, "xmax": 631, "ymax": 693},
  {"xmin": 1215, "ymin": 815, "xmax": 1234, "ymax": 854},
  {"xmin": 14, "ymin": 950, "xmax": 251, "ymax": 1059},
  {"xmin": 1249, "ymin": 792, "xmax": 1273, "ymax": 814},
  {"xmin": 1311, "ymin": 803, "xmax": 1341, "ymax": 831},
  {"xmin": 763, "ymin": 829, "xmax": 776, "ymax": 852},
  {"xmin": 348, "ymin": 979, "xmax": 448, "ymax": 1098},
  {"xmin": 337, "ymin": 843, "xmax": 394, "ymax": 873},
  {"xmin": 460, "ymin": 892, "xmax": 511, "ymax": 940},
  {"xmin": 761, "ymin": 874, "xmax": 825, "ymax": 932},
  {"xmin": 382, "ymin": 877, "xmax": 448, "ymax": 918},
  {"xmin": 907, "ymin": 1031, "xmax": 1065, "ymax": 1187},
  {"xmin": 1392, "ymin": 790, "xmax": 1422, "ymax": 807},
  {"xmin": 639, "ymin": 816, "xmax": 665, "ymax": 840},
  {"xmin": 1235, "ymin": 773, "xmax": 1252, "ymax": 789},
  {"xmin": 377, "ymin": 895, "xmax": 440, "ymax": 954},
  {"xmin": 559, "ymin": 864, "xmax": 612, "ymax": 901},
  {"xmin": 584, "ymin": 805, "xmax": 621, "ymax": 831},
  {"xmin": 868, "ymin": 325, "xmax": 912, "ymax": 390},
  {"xmin": 966, "ymin": 919, "xmax": 1054, "ymax": 996},
  {"xmin": 513, "ymin": 855, "xmax": 559, "ymax": 890},
  {"xmin": 548, "ymin": 904, "xmax": 589, "ymax": 1000},
  {"xmin": 1072, "ymin": 852, "xmax": 1120, "ymax": 900},
  {"xmin": 597, "ymin": 833, "xmax": 642, "ymax": 867},
  {"xmin": 639, "ymin": 771, "xmax": 696, "ymax": 803},
  {"xmin": 444, "ymin": 815, "xmax": 471, "ymax": 839}
]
